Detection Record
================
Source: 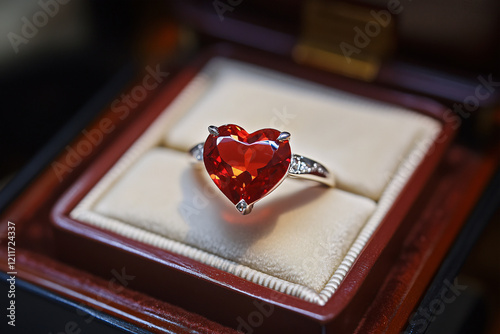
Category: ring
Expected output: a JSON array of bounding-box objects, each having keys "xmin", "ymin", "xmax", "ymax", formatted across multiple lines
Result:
[{"xmin": 189, "ymin": 124, "xmax": 335, "ymax": 215}]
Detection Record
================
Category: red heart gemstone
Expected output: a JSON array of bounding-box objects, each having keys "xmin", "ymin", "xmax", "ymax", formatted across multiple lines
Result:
[{"xmin": 203, "ymin": 124, "xmax": 291, "ymax": 206}]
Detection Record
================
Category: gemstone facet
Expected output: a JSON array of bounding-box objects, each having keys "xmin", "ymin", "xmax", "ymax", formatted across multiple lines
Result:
[{"xmin": 203, "ymin": 124, "xmax": 292, "ymax": 206}]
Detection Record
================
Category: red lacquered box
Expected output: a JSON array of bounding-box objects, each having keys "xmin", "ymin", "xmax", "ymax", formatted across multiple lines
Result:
[
  {"xmin": 1, "ymin": 1, "xmax": 500, "ymax": 333},
  {"xmin": 47, "ymin": 45, "xmax": 471, "ymax": 333}
]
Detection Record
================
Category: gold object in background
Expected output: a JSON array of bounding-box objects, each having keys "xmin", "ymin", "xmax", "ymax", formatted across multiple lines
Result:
[{"xmin": 294, "ymin": 0, "xmax": 397, "ymax": 81}]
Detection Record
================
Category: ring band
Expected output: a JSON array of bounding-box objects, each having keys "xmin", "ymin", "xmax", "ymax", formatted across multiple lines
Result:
[{"xmin": 189, "ymin": 124, "xmax": 335, "ymax": 215}]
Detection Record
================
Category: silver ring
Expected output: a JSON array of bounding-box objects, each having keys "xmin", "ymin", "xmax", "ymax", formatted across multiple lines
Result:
[{"xmin": 189, "ymin": 124, "xmax": 335, "ymax": 215}]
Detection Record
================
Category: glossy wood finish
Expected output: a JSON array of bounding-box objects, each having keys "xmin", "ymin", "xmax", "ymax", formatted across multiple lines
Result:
[
  {"xmin": 51, "ymin": 45, "xmax": 457, "ymax": 331},
  {"xmin": 1, "ymin": 44, "xmax": 498, "ymax": 333}
]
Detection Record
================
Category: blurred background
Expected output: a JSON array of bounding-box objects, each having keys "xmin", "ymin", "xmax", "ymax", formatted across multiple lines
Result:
[
  {"xmin": 1, "ymin": 0, "xmax": 500, "ymax": 183},
  {"xmin": 0, "ymin": 0, "xmax": 498, "ymax": 333},
  {"xmin": 0, "ymin": 1, "xmax": 169, "ymax": 183}
]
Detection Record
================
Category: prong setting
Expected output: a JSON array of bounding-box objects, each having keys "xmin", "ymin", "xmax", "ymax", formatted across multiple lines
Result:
[
  {"xmin": 188, "ymin": 124, "xmax": 333, "ymax": 215},
  {"xmin": 208, "ymin": 125, "xmax": 219, "ymax": 136},
  {"xmin": 235, "ymin": 199, "xmax": 253, "ymax": 215},
  {"xmin": 277, "ymin": 131, "xmax": 291, "ymax": 143}
]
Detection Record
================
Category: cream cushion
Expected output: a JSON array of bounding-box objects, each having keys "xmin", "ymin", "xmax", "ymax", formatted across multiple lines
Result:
[
  {"xmin": 164, "ymin": 58, "xmax": 439, "ymax": 200},
  {"xmin": 71, "ymin": 58, "xmax": 441, "ymax": 304},
  {"xmin": 93, "ymin": 148, "xmax": 376, "ymax": 292}
]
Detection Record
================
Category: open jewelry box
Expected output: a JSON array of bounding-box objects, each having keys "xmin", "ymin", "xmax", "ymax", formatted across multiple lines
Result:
[
  {"xmin": 1, "ymin": 1, "xmax": 499, "ymax": 333},
  {"xmin": 49, "ymin": 44, "xmax": 457, "ymax": 332}
]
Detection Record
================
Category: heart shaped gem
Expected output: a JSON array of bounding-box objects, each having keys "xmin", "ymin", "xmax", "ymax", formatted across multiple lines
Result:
[{"xmin": 203, "ymin": 124, "xmax": 291, "ymax": 207}]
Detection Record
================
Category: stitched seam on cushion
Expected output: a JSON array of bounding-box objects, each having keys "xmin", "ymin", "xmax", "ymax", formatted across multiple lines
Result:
[{"xmin": 70, "ymin": 60, "xmax": 443, "ymax": 306}]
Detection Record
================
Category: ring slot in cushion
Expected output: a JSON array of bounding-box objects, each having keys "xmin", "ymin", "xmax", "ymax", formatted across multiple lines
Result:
[
  {"xmin": 163, "ymin": 58, "xmax": 440, "ymax": 201},
  {"xmin": 93, "ymin": 148, "xmax": 376, "ymax": 292},
  {"xmin": 70, "ymin": 57, "xmax": 442, "ymax": 304}
]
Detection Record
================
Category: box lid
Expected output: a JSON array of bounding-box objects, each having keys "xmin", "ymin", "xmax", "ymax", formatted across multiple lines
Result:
[{"xmin": 168, "ymin": 0, "xmax": 500, "ymax": 122}]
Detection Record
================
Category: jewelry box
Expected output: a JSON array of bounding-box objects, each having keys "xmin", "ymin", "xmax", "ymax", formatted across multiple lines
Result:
[
  {"xmin": 49, "ymin": 45, "xmax": 457, "ymax": 332},
  {"xmin": 1, "ymin": 1, "xmax": 499, "ymax": 333}
]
